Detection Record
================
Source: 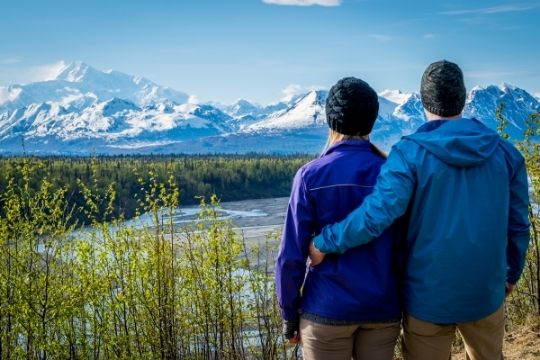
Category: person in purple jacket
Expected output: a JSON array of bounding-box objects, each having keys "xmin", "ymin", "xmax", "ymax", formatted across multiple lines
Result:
[{"xmin": 275, "ymin": 77, "xmax": 402, "ymax": 360}]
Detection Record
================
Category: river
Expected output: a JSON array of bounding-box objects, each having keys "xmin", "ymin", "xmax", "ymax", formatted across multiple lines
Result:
[{"xmin": 123, "ymin": 196, "xmax": 289, "ymax": 245}]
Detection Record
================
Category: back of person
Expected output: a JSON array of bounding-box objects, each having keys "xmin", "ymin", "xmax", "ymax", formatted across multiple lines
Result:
[
  {"xmin": 275, "ymin": 77, "xmax": 402, "ymax": 360},
  {"xmin": 395, "ymin": 117, "xmax": 525, "ymax": 323},
  {"xmin": 299, "ymin": 139, "xmax": 401, "ymax": 322}
]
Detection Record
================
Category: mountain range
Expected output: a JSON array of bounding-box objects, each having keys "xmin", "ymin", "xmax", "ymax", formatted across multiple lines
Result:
[{"xmin": 0, "ymin": 61, "xmax": 538, "ymax": 155}]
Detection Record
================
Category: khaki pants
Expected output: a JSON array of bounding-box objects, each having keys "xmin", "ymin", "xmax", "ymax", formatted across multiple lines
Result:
[
  {"xmin": 402, "ymin": 305, "xmax": 505, "ymax": 360},
  {"xmin": 300, "ymin": 318, "xmax": 400, "ymax": 360}
]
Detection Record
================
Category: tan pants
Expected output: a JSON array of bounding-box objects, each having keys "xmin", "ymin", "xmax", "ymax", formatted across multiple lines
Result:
[
  {"xmin": 402, "ymin": 305, "xmax": 505, "ymax": 360},
  {"xmin": 300, "ymin": 318, "xmax": 400, "ymax": 360}
]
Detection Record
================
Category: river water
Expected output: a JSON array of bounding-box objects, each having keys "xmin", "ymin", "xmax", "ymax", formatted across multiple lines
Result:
[{"xmin": 123, "ymin": 196, "xmax": 289, "ymax": 245}]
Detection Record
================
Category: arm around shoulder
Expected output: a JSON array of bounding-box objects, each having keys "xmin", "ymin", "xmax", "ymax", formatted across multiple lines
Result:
[{"xmin": 313, "ymin": 146, "xmax": 416, "ymax": 254}]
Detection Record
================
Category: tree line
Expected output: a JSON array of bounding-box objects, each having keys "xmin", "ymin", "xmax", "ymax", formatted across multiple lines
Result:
[{"xmin": 0, "ymin": 154, "xmax": 313, "ymax": 225}]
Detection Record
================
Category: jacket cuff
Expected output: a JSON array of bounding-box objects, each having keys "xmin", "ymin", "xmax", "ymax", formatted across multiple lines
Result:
[
  {"xmin": 282, "ymin": 319, "xmax": 300, "ymax": 340},
  {"xmin": 507, "ymin": 273, "xmax": 519, "ymax": 285},
  {"xmin": 313, "ymin": 230, "xmax": 333, "ymax": 254}
]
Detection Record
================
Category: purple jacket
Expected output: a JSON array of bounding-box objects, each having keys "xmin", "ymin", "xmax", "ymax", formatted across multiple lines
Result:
[{"xmin": 275, "ymin": 140, "xmax": 402, "ymax": 322}]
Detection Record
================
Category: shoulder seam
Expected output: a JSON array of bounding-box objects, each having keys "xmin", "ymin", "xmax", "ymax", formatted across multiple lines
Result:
[{"xmin": 308, "ymin": 184, "xmax": 375, "ymax": 191}]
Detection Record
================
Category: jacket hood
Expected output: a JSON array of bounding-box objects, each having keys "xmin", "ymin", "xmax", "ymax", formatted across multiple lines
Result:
[{"xmin": 404, "ymin": 118, "xmax": 500, "ymax": 168}]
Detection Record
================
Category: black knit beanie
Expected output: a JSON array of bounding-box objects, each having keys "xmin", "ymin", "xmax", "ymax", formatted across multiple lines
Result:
[
  {"xmin": 325, "ymin": 77, "xmax": 379, "ymax": 136},
  {"xmin": 420, "ymin": 60, "xmax": 466, "ymax": 117}
]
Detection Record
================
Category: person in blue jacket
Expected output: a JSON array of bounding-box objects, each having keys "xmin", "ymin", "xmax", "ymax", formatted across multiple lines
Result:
[
  {"xmin": 275, "ymin": 77, "xmax": 403, "ymax": 360},
  {"xmin": 310, "ymin": 60, "xmax": 531, "ymax": 360}
]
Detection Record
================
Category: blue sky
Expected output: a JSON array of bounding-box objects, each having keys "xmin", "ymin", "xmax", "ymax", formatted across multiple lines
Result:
[{"xmin": 1, "ymin": 0, "xmax": 539, "ymax": 104}]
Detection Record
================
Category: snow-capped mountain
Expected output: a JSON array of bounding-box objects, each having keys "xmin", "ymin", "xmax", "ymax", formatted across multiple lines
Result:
[
  {"xmin": 220, "ymin": 98, "xmax": 293, "ymax": 129},
  {"xmin": 0, "ymin": 98, "xmax": 235, "ymax": 151},
  {"xmin": 244, "ymin": 90, "xmax": 328, "ymax": 132},
  {"xmin": 0, "ymin": 62, "xmax": 538, "ymax": 155},
  {"xmin": 464, "ymin": 84, "xmax": 540, "ymax": 138},
  {"xmin": 379, "ymin": 89, "xmax": 412, "ymax": 106},
  {"xmin": 0, "ymin": 61, "xmax": 189, "ymax": 111}
]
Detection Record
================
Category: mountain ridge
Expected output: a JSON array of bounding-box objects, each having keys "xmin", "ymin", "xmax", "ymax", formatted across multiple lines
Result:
[{"xmin": 0, "ymin": 61, "xmax": 538, "ymax": 155}]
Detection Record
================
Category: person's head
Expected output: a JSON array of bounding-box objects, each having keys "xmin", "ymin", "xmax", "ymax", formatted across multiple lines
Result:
[
  {"xmin": 325, "ymin": 77, "xmax": 379, "ymax": 146},
  {"xmin": 420, "ymin": 60, "xmax": 466, "ymax": 120}
]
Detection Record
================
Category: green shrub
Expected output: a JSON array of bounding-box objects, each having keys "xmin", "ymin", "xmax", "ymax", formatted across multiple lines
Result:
[{"xmin": 0, "ymin": 159, "xmax": 288, "ymax": 359}]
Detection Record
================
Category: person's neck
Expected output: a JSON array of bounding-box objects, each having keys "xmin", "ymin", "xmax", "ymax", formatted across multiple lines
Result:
[{"xmin": 425, "ymin": 111, "xmax": 462, "ymax": 121}]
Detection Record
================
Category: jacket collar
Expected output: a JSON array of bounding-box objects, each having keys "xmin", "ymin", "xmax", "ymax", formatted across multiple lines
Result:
[
  {"xmin": 320, "ymin": 139, "xmax": 373, "ymax": 157},
  {"xmin": 415, "ymin": 118, "xmax": 482, "ymax": 134}
]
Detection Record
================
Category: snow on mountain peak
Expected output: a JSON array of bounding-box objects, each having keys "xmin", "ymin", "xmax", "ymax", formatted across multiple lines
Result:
[
  {"xmin": 243, "ymin": 89, "xmax": 328, "ymax": 132},
  {"xmin": 463, "ymin": 83, "xmax": 540, "ymax": 138},
  {"xmin": 499, "ymin": 82, "xmax": 517, "ymax": 92},
  {"xmin": 469, "ymin": 85, "xmax": 485, "ymax": 94},
  {"xmin": 378, "ymin": 89, "xmax": 412, "ymax": 105},
  {"xmin": 1, "ymin": 62, "xmax": 538, "ymax": 155},
  {"xmin": 293, "ymin": 89, "xmax": 326, "ymax": 105},
  {"xmin": 53, "ymin": 61, "xmax": 92, "ymax": 82},
  {"xmin": 236, "ymin": 98, "xmax": 257, "ymax": 106},
  {"xmin": 391, "ymin": 93, "xmax": 425, "ymax": 123},
  {"xmin": 228, "ymin": 98, "xmax": 260, "ymax": 114},
  {"xmin": 0, "ymin": 61, "xmax": 190, "ymax": 111},
  {"xmin": 100, "ymin": 98, "xmax": 140, "ymax": 116}
]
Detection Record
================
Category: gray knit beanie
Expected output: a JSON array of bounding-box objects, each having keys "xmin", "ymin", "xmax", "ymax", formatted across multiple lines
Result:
[{"xmin": 420, "ymin": 60, "xmax": 466, "ymax": 117}]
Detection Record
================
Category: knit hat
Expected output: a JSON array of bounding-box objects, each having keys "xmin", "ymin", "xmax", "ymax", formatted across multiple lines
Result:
[
  {"xmin": 325, "ymin": 77, "xmax": 379, "ymax": 136},
  {"xmin": 420, "ymin": 60, "xmax": 466, "ymax": 117}
]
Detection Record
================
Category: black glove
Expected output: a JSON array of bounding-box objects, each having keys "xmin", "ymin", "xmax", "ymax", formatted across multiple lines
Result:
[{"xmin": 283, "ymin": 319, "xmax": 300, "ymax": 340}]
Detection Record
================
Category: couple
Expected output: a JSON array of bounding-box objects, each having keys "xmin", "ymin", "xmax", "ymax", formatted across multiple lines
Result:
[{"xmin": 275, "ymin": 60, "xmax": 531, "ymax": 360}]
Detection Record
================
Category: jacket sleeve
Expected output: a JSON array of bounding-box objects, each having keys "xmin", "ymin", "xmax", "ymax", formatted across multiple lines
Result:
[
  {"xmin": 314, "ymin": 147, "xmax": 415, "ymax": 254},
  {"xmin": 275, "ymin": 168, "xmax": 315, "ymax": 321},
  {"xmin": 506, "ymin": 159, "xmax": 531, "ymax": 284}
]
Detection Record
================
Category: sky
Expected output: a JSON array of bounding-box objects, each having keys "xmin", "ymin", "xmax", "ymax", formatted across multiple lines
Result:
[{"xmin": 1, "ymin": 0, "xmax": 539, "ymax": 104}]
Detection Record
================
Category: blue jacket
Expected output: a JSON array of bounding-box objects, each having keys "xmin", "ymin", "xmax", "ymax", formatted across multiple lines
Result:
[
  {"xmin": 314, "ymin": 118, "xmax": 531, "ymax": 324},
  {"xmin": 275, "ymin": 140, "xmax": 402, "ymax": 323}
]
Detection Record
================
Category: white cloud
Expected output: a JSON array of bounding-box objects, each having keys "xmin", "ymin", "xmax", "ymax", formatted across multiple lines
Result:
[
  {"xmin": 423, "ymin": 33, "xmax": 436, "ymax": 39},
  {"xmin": 262, "ymin": 0, "xmax": 340, "ymax": 7},
  {"xmin": 534, "ymin": 92, "xmax": 540, "ymax": 100},
  {"xmin": 281, "ymin": 84, "xmax": 303, "ymax": 101},
  {"xmin": 439, "ymin": 3, "xmax": 538, "ymax": 15},
  {"xmin": 187, "ymin": 94, "xmax": 199, "ymax": 104},
  {"xmin": 0, "ymin": 87, "xmax": 10, "ymax": 104},
  {"xmin": 280, "ymin": 84, "xmax": 324, "ymax": 102},
  {"xmin": 0, "ymin": 56, "xmax": 22, "ymax": 65},
  {"xmin": 0, "ymin": 60, "xmax": 68, "ymax": 85},
  {"xmin": 27, "ymin": 61, "xmax": 67, "ymax": 82},
  {"xmin": 0, "ymin": 86, "xmax": 22, "ymax": 105}
]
